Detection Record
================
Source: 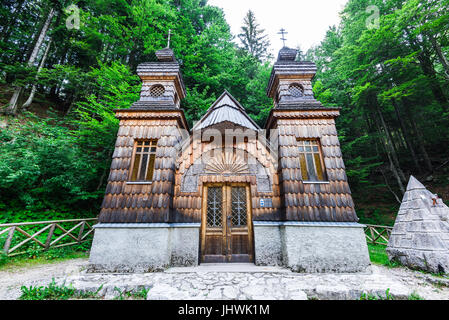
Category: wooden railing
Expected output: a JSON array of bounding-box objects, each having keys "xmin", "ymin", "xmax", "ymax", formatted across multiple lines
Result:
[
  {"xmin": 364, "ymin": 224, "xmax": 393, "ymax": 246},
  {"xmin": 0, "ymin": 218, "xmax": 97, "ymax": 257}
]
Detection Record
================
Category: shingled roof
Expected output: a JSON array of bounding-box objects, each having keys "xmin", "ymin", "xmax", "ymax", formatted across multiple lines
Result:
[{"xmin": 192, "ymin": 91, "xmax": 260, "ymax": 131}]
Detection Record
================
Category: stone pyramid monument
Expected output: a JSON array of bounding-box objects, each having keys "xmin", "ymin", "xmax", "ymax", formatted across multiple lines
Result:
[{"xmin": 387, "ymin": 176, "xmax": 449, "ymax": 274}]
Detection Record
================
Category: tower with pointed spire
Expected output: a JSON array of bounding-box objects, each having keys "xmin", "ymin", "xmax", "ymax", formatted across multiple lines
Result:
[
  {"xmin": 260, "ymin": 47, "xmax": 371, "ymax": 272},
  {"xmin": 134, "ymin": 47, "xmax": 185, "ymax": 109}
]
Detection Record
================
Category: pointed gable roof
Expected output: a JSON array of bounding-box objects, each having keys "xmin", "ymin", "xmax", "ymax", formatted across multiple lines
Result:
[{"xmin": 192, "ymin": 91, "xmax": 260, "ymax": 131}]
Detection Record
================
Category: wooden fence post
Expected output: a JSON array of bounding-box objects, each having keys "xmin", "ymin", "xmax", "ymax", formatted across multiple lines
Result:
[
  {"xmin": 3, "ymin": 227, "xmax": 15, "ymax": 255},
  {"xmin": 370, "ymin": 227, "xmax": 375, "ymax": 245},
  {"xmin": 77, "ymin": 221, "xmax": 85, "ymax": 243},
  {"xmin": 45, "ymin": 223, "xmax": 56, "ymax": 250}
]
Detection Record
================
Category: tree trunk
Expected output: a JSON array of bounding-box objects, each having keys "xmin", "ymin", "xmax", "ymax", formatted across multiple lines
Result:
[
  {"xmin": 65, "ymin": 92, "xmax": 79, "ymax": 116},
  {"xmin": 374, "ymin": 114, "xmax": 405, "ymax": 194},
  {"xmin": 392, "ymin": 99, "xmax": 420, "ymax": 171},
  {"xmin": 417, "ymin": 49, "xmax": 449, "ymax": 113},
  {"xmin": 3, "ymin": 7, "xmax": 55, "ymax": 115},
  {"xmin": 22, "ymin": 39, "xmax": 52, "ymax": 109},
  {"xmin": 404, "ymin": 101, "xmax": 434, "ymax": 173},
  {"xmin": 375, "ymin": 101, "xmax": 407, "ymax": 184},
  {"xmin": 430, "ymin": 35, "xmax": 449, "ymax": 81}
]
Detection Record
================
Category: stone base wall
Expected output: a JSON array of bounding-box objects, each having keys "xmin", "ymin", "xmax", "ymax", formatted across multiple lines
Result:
[
  {"xmin": 253, "ymin": 223, "xmax": 283, "ymax": 266},
  {"xmin": 254, "ymin": 222, "xmax": 371, "ymax": 273},
  {"xmin": 88, "ymin": 223, "xmax": 200, "ymax": 273}
]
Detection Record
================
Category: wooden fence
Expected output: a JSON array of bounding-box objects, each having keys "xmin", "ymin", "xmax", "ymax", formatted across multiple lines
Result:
[
  {"xmin": 364, "ymin": 224, "xmax": 393, "ymax": 246},
  {"xmin": 0, "ymin": 218, "xmax": 97, "ymax": 257}
]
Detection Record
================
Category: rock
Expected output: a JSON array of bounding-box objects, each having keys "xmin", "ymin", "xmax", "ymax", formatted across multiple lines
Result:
[
  {"xmin": 206, "ymin": 288, "xmax": 222, "ymax": 300},
  {"xmin": 147, "ymin": 284, "xmax": 192, "ymax": 300},
  {"xmin": 315, "ymin": 285, "xmax": 350, "ymax": 300},
  {"xmin": 289, "ymin": 291, "xmax": 308, "ymax": 300},
  {"xmin": 241, "ymin": 285, "xmax": 266, "ymax": 299},
  {"xmin": 223, "ymin": 286, "xmax": 239, "ymax": 299}
]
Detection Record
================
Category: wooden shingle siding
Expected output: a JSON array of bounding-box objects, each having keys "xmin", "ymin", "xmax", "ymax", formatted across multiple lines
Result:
[
  {"xmin": 98, "ymin": 109, "xmax": 187, "ymax": 223},
  {"xmin": 269, "ymin": 109, "xmax": 358, "ymax": 223}
]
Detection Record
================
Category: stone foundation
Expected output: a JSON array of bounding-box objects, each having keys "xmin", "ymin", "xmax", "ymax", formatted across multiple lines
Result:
[
  {"xmin": 88, "ymin": 223, "xmax": 200, "ymax": 273},
  {"xmin": 254, "ymin": 222, "xmax": 371, "ymax": 273}
]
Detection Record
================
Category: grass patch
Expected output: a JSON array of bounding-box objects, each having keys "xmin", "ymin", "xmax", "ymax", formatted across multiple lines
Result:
[
  {"xmin": 367, "ymin": 243, "xmax": 399, "ymax": 267},
  {"xmin": 0, "ymin": 247, "xmax": 89, "ymax": 272},
  {"xmin": 408, "ymin": 292, "xmax": 425, "ymax": 300},
  {"xmin": 360, "ymin": 289, "xmax": 426, "ymax": 300},
  {"xmin": 113, "ymin": 287, "xmax": 150, "ymax": 300},
  {"xmin": 360, "ymin": 288, "xmax": 395, "ymax": 300},
  {"xmin": 20, "ymin": 280, "xmax": 149, "ymax": 300},
  {"xmin": 367, "ymin": 244, "xmax": 448, "ymax": 281},
  {"xmin": 20, "ymin": 279, "xmax": 102, "ymax": 300}
]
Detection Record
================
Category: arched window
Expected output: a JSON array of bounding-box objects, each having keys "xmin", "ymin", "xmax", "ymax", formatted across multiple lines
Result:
[
  {"xmin": 288, "ymin": 83, "xmax": 304, "ymax": 97},
  {"xmin": 150, "ymin": 84, "xmax": 165, "ymax": 97}
]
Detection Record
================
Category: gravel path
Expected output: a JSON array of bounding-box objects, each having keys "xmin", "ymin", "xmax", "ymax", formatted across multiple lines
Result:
[
  {"xmin": 1, "ymin": 259, "xmax": 448, "ymax": 300},
  {"xmin": 0, "ymin": 259, "xmax": 89, "ymax": 300}
]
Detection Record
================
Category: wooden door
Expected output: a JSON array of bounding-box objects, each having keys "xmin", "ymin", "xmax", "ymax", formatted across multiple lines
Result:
[{"xmin": 201, "ymin": 184, "xmax": 253, "ymax": 263}]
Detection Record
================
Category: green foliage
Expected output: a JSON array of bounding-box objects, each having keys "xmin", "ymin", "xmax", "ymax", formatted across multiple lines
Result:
[
  {"xmin": 308, "ymin": 0, "xmax": 449, "ymax": 212},
  {"xmin": 408, "ymin": 292, "xmax": 425, "ymax": 300},
  {"xmin": 360, "ymin": 288, "xmax": 395, "ymax": 300},
  {"xmin": 0, "ymin": 113, "xmax": 104, "ymax": 212},
  {"xmin": 20, "ymin": 279, "xmax": 76, "ymax": 300},
  {"xmin": 0, "ymin": 252, "xmax": 9, "ymax": 267},
  {"xmin": 238, "ymin": 10, "xmax": 272, "ymax": 61},
  {"xmin": 19, "ymin": 279, "xmax": 103, "ymax": 300},
  {"xmin": 113, "ymin": 286, "xmax": 150, "ymax": 300}
]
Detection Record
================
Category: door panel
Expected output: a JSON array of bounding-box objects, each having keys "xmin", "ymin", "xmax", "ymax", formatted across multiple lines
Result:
[
  {"xmin": 203, "ymin": 187, "xmax": 225, "ymax": 262},
  {"xmin": 202, "ymin": 184, "xmax": 253, "ymax": 263}
]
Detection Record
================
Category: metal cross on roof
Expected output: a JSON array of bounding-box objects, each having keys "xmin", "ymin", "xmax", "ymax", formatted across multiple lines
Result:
[
  {"xmin": 166, "ymin": 29, "xmax": 172, "ymax": 48},
  {"xmin": 278, "ymin": 28, "xmax": 288, "ymax": 47}
]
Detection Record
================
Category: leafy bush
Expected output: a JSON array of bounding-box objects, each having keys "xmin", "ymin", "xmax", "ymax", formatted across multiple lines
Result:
[
  {"xmin": 0, "ymin": 113, "xmax": 105, "ymax": 213},
  {"xmin": 25, "ymin": 243, "xmax": 42, "ymax": 259}
]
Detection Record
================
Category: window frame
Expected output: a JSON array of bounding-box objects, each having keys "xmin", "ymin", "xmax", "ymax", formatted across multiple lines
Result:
[
  {"xmin": 296, "ymin": 138, "xmax": 328, "ymax": 182},
  {"xmin": 128, "ymin": 139, "xmax": 157, "ymax": 183}
]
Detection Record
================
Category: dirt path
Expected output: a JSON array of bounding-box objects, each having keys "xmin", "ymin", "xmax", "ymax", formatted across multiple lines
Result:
[{"xmin": 0, "ymin": 258, "xmax": 89, "ymax": 300}]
